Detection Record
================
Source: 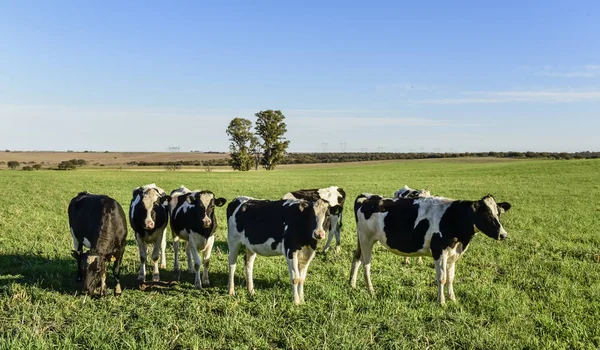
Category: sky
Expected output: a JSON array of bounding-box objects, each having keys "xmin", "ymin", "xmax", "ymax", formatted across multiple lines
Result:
[{"xmin": 1, "ymin": 1, "xmax": 599, "ymax": 153}]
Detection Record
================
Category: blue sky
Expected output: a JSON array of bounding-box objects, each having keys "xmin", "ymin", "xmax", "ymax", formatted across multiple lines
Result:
[{"xmin": 1, "ymin": 1, "xmax": 599, "ymax": 152}]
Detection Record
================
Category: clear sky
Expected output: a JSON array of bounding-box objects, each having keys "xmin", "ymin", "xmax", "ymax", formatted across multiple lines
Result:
[{"xmin": 1, "ymin": 1, "xmax": 599, "ymax": 152}]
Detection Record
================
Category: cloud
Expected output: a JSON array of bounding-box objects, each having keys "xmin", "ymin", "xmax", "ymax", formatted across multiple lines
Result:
[
  {"xmin": 416, "ymin": 90, "xmax": 600, "ymax": 104},
  {"xmin": 538, "ymin": 64, "xmax": 600, "ymax": 78}
]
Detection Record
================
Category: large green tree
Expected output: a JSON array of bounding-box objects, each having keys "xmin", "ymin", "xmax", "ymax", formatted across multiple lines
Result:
[
  {"xmin": 254, "ymin": 110, "xmax": 290, "ymax": 170},
  {"xmin": 226, "ymin": 117, "xmax": 258, "ymax": 171}
]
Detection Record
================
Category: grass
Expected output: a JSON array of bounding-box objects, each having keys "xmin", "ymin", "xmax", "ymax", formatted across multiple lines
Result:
[{"xmin": 1, "ymin": 158, "xmax": 599, "ymax": 349}]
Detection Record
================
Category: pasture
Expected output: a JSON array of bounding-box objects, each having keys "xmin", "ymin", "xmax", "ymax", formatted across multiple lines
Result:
[{"xmin": 1, "ymin": 158, "xmax": 599, "ymax": 349}]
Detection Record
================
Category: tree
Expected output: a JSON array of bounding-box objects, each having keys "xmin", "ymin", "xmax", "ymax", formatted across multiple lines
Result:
[
  {"xmin": 7, "ymin": 161, "xmax": 19, "ymax": 169},
  {"xmin": 226, "ymin": 118, "xmax": 258, "ymax": 171},
  {"xmin": 254, "ymin": 110, "xmax": 290, "ymax": 170}
]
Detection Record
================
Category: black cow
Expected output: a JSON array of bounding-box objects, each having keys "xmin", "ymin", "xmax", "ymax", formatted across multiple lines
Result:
[
  {"xmin": 168, "ymin": 186, "xmax": 227, "ymax": 289},
  {"xmin": 226, "ymin": 196, "xmax": 340, "ymax": 304},
  {"xmin": 350, "ymin": 193, "xmax": 511, "ymax": 304},
  {"xmin": 282, "ymin": 186, "xmax": 346, "ymax": 253},
  {"xmin": 130, "ymin": 183, "xmax": 170, "ymax": 284},
  {"xmin": 68, "ymin": 191, "xmax": 128, "ymax": 296}
]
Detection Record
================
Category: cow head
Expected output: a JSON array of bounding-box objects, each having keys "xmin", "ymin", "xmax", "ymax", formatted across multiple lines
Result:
[
  {"xmin": 132, "ymin": 185, "xmax": 170, "ymax": 231},
  {"xmin": 472, "ymin": 194, "xmax": 512, "ymax": 240},
  {"xmin": 311, "ymin": 199, "xmax": 336, "ymax": 240},
  {"xmin": 77, "ymin": 250, "xmax": 106, "ymax": 295},
  {"xmin": 187, "ymin": 191, "xmax": 227, "ymax": 228}
]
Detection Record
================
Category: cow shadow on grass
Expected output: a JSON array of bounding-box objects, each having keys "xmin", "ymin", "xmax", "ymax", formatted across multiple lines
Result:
[
  {"xmin": 0, "ymin": 252, "xmax": 285, "ymax": 297},
  {"xmin": 0, "ymin": 253, "xmax": 85, "ymax": 294}
]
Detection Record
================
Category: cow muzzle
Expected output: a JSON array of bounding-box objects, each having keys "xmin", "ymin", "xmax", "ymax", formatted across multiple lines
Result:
[
  {"xmin": 314, "ymin": 230, "xmax": 326, "ymax": 240},
  {"xmin": 144, "ymin": 220, "xmax": 155, "ymax": 230},
  {"xmin": 202, "ymin": 217, "xmax": 212, "ymax": 228},
  {"xmin": 498, "ymin": 230, "xmax": 508, "ymax": 240}
]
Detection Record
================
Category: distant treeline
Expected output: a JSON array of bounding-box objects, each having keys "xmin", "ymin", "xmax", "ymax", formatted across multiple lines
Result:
[
  {"xmin": 127, "ymin": 159, "xmax": 230, "ymax": 167},
  {"xmin": 124, "ymin": 151, "xmax": 600, "ymax": 167},
  {"xmin": 281, "ymin": 151, "xmax": 600, "ymax": 164}
]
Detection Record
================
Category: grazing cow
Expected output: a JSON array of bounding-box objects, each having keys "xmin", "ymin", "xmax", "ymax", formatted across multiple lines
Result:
[
  {"xmin": 281, "ymin": 186, "xmax": 346, "ymax": 253},
  {"xmin": 393, "ymin": 185, "xmax": 431, "ymax": 200},
  {"xmin": 168, "ymin": 186, "xmax": 227, "ymax": 289},
  {"xmin": 350, "ymin": 193, "xmax": 511, "ymax": 304},
  {"xmin": 130, "ymin": 183, "xmax": 170, "ymax": 284},
  {"xmin": 68, "ymin": 192, "xmax": 127, "ymax": 296},
  {"xmin": 226, "ymin": 197, "xmax": 340, "ymax": 304}
]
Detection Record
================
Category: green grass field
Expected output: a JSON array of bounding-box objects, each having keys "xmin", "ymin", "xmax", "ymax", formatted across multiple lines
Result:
[{"xmin": 1, "ymin": 159, "xmax": 599, "ymax": 349}]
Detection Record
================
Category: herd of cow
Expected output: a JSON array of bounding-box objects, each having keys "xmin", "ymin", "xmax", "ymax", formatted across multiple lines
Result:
[{"xmin": 68, "ymin": 184, "xmax": 512, "ymax": 305}]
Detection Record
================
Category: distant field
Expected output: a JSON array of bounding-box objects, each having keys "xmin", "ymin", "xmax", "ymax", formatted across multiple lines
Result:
[
  {"xmin": 1, "ymin": 159, "xmax": 599, "ymax": 349},
  {"xmin": 0, "ymin": 151, "xmax": 229, "ymax": 166}
]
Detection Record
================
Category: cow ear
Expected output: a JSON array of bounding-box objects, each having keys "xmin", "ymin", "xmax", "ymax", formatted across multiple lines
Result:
[
  {"xmin": 132, "ymin": 187, "xmax": 141, "ymax": 198},
  {"xmin": 498, "ymin": 202, "xmax": 512, "ymax": 213},
  {"xmin": 161, "ymin": 195, "xmax": 171, "ymax": 206},
  {"xmin": 186, "ymin": 194, "xmax": 194, "ymax": 204},
  {"xmin": 330, "ymin": 205, "xmax": 343, "ymax": 216},
  {"xmin": 214, "ymin": 197, "xmax": 227, "ymax": 207}
]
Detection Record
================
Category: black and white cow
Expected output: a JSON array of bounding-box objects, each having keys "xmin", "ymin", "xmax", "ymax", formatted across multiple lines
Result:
[
  {"xmin": 350, "ymin": 193, "xmax": 511, "ymax": 304},
  {"xmin": 68, "ymin": 191, "xmax": 128, "ymax": 296},
  {"xmin": 130, "ymin": 183, "xmax": 170, "ymax": 284},
  {"xmin": 226, "ymin": 197, "xmax": 340, "ymax": 304},
  {"xmin": 393, "ymin": 185, "xmax": 431, "ymax": 200},
  {"xmin": 282, "ymin": 186, "xmax": 346, "ymax": 253},
  {"xmin": 168, "ymin": 186, "xmax": 227, "ymax": 289}
]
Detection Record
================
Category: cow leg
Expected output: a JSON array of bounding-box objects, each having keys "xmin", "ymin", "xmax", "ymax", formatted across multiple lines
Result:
[
  {"xmin": 334, "ymin": 214, "xmax": 342, "ymax": 253},
  {"xmin": 285, "ymin": 250, "xmax": 301, "ymax": 305},
  {"xmin": 349, "ymin": 236, "xmax": 362, "ymax": 288},
  {"xmin": 322, "ymin": 230, "xmax": 335, "ymax": 253},
  {"xmin": 447, "ymin": 259, "xmax": 457, "ymax": 302},
  {"xmin": 359, "ymin": 236, "xmax": 376, "ymax": 295},
  {"xmin": 186, "ymin": 242, "xmax": 194, "ymax": 274},
  {"xmin": 159, "ymin": 228, "xmax": 167, "ymax": 269},
  {"xmin": 113, "ymin": 248, "xmax": 124, "ymax": 296},
  {"xmin": 151, "ymin": 234, "xmax": 161, "ymax": 282},
  {"xmin": 227, "ymin": 238, "xmax": 241, "ymax": 296},
  {"xmin": 201, "ymin": 235, "xmax": 215, "ymax": 287},
  {"xmin": 244, "ymin": 247, "xmax": 257, "ymax": 295},
  {"xmin": 404, "ymin": 257, "xmax": 411, "ymax": 265},
  {"xmin": 298, "ymin": 247, "xmax": 316, "ymax": 304},
  {"xmin": 188, "ymin": 236, "xmax": 202, "ymax": 289},
  {"xmin": 101, "ymin": 272, "xmax": 107, "ymax": 296},
  {"xmin": 417, "ymin": 257, "xmax": 423, "ymax": 264},
  {"xmin": 135, "ymin": 233, "xmax": 148, "ymax": 283},
  {"xmin": 173, "ymin": 235, "xmax": 181, "ymax": 272},
  {"xmin": 435, "ymin": 252, "xmax": 449, "ymax": 305}
]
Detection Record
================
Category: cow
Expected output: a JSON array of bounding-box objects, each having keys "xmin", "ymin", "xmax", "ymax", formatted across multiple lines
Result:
[
  {"xmin": 350, "ymin": 193, "xmax": 511, "ymax": 305},
  {"xmin": 130, "ymin": 183, "xmax": 170, "ymax": 284},
  {"xmin": 281, "ymin": 186, "xmax": 346, "ymax": 253},
  {"xmin": 226, "ymin": 197, "xmax": 340, "ymax": 304},
  {"xmin": 393, "ymin": 185, "xmax": 431, "ymax": 200},
  {"xmin": 168, "ymin": 186, "xmax": 227, "ymax": 289},
  {"xmin": 68, "ymin": 191, "xmax": 127, "ymax": 296}
]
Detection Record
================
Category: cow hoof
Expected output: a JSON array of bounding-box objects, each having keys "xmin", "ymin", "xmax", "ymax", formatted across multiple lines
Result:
[
  {"xmin": 115, "ymin": 285, "xmax": 122, "ymax": 296},
  {"xmin": 322, "ymin": 247, "xmax": 330, "ymax": 254},
  {"xmin": 228, "ymin": 289, "xmax": 235, "ymax": 296},
  {"xmin": 152, "ymin": 274, "xmax": 160, "ymax": 282},
  {"xmin": 202, "ymin": 280, "xmax": 210, "ymax": 287},
  {"xmin": 334, "ymin": 246, "xmax": 341, "ymax": 254},
  {"xmin": 160, "ymin": 264, "xmax": 167, "ymax": 269}
]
